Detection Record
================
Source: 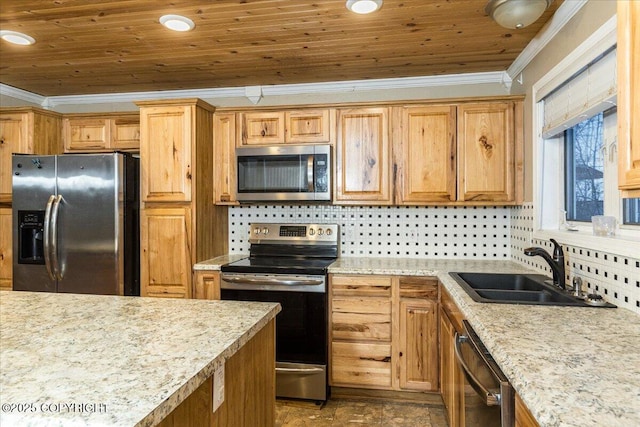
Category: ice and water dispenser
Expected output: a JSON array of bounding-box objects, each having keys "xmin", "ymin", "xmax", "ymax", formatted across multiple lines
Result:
[{"xmin": 17, "ymin": 210, "xmax": 45, "ymax": 265}]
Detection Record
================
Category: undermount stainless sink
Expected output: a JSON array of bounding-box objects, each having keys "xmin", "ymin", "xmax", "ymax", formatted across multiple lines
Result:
[{"xmin": 449, "ymin": 272, "xmax": 615, "ymax": 307}]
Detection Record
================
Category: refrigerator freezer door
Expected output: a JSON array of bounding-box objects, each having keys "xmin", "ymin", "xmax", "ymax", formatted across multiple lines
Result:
[
  {"xmin": 12, "ymin": 155, "xmax": 57, "ymax": 292},
  {"xmin": 55, "ymin": 154, "xmax": 122, "ymax": 295}
]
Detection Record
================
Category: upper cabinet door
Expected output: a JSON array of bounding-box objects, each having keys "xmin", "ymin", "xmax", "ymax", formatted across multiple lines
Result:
[
  {"xmin": 0, "ymin": 113, "xmax": 29, "ymax": 201},
  {"xmin": 213, "ymin": 113, "xmax": 238, "ymax": 204},
  {"xmin": 140, "ymin": 105, "xmax": 192, "ymax": 202},
  {"xmin": 457, "ymin": 102, "xmax": 515, "ymax": 202},
  {"xmin": 335, "ymin": 108, "xmax": 391, "ymax": 204},
  {"xmin": 618, "ymin": 0, "xmax": 640, "ymax": 195},
  {"xmin": 63, "ymin": 118, "xmax": 109, "ymax": 151},
  {"xmin": 394, "ymin": 106, "xmax": 457, "ymax": 204},
  {"xmin": 240, "ymin": 112, "xmax": 285, "ymax": 145},
  {"xmin": 111, "ymin": 117, "xmax": 140, "ymax": 151},
  {"xmin": 285, "ymin": 109, "xmax": 333, "ymax": 143}
]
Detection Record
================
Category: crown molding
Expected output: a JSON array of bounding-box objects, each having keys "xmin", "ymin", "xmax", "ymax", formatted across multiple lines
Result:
[
  {"xmin": 507, "ymin": 0, "xmax": 588, "ymax": 80},
  {"xmin": 0, "ymin": 83, "xmax": 47, "ymax": 106},
  {"xmin": 1, "ymin": 71, "xmax": 510, "ymax": 108}
]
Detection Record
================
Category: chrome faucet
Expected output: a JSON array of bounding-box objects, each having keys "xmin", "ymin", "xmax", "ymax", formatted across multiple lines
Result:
[{"xmin": 523, "ymin": 239, "xmax": 566, "ymax": 290}]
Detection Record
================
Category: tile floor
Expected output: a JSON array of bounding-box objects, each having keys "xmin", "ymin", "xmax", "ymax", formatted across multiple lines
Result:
[{"xmin": 275, "ymin": 397, "xmax": 449, "ymax": 426}]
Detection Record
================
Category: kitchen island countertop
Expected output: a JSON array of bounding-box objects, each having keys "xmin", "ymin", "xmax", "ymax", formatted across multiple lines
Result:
[{"xmin": 0, "ymin": 291, "xmax": 280, "ymax": 426}]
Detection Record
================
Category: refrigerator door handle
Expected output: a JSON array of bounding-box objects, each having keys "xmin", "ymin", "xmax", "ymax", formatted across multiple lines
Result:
[
  {"xmin": 51, "ymin": 195, "xmax": 63, "ymax": 280},
  {"xmin": 43, "ymin": 195, "xmax": 56, "ymax": 281}
]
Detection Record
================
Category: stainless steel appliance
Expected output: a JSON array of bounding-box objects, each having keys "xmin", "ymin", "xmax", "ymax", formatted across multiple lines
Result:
[
  {"xmin": 235, "ymin": 144, "xmax": 331, "ymax": 202},
  {"xmin": 454, "ymin": 320, "xmax": 515, "ymax": 427},
  {"xmin": 220, "ymin": 223, "xmax": 338, "ymax": 401},
  {"xmin": 12, "ymin": 153, "xmax": 139, "ymax": 296}
]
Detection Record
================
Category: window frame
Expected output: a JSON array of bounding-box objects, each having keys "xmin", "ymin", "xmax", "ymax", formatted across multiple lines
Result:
[{"xmin": 531, "ymin": 16, "xmax": 640, "ymax": 258}]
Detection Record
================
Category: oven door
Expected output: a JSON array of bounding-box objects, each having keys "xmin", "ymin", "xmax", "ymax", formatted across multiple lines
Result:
[{"xmin": 220, "ymin": 272, "xmax": 328, "ymax": 401}]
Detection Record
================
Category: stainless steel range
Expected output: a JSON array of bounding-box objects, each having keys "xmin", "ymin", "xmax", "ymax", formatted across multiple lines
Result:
[{"xmin": 220, "ymin": 223, "xmax": 338, "ymax": 402}]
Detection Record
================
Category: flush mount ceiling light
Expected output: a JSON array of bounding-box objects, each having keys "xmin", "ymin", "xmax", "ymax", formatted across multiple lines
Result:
[
  {"xmin": 485, "ymin": 0, "xmax": 552, "ymax": 29},
  {"xmin": 346, "ymin": 0, "xmax": 383, "ymax": 15},
  {"xmin": 0, "ymin": 30, "xmax": 36, "ymax": 45},
  {"xmin": 159, "ymin": 14, "xmax": 195, "ymax": 32}
]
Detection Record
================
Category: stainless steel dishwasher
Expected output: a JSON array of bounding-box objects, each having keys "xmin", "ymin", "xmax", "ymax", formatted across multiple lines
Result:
[{"xmin": 454, "ymin": 320, "xmax": 515, "ymax": 427}]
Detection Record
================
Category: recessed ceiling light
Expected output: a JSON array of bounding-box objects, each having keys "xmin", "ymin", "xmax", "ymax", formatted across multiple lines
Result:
[
  {"xmin": 159, "ymin": 14, "xmax": 195, "ymax": 32},
  {"xmin": 346, "ymin": 0, "xmax": 383, "ymax": 15},
  {"xmin": 0, "ymin": 30, "xmax": 36, "ymax": 45}
]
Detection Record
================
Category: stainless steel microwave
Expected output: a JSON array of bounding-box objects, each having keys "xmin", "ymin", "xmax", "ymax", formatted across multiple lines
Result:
[{"xmin": 236, "ymin": 144, "xmax": 331, "ymax": 202}]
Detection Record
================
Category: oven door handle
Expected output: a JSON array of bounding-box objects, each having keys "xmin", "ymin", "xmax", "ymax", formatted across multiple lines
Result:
[
  {"xmin": 221, "ymin": 274, "xmax": 323, "ymax": 287},
  {"xmin": 454, "ymin": 332, "xmax": 501, "ymax": 406},
  {"xmin": 276, "ymin": 367, "xmax": 325, "ymax": 374}
]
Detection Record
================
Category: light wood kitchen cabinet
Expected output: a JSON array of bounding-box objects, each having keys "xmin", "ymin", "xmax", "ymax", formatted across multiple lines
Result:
[
  {"xmin": 63, "ymin": 113, "xmax": 140, "ymax": 152},
  {"xmin": 0, "ymin": 108, "xmax": 62, "ymax": 203},
  {"xmin": 335, "ymin": 108, "xmax": 392, "ymax": 204},
  {"xmin": 617, "ymin": 0, "xmax": 640, "ymax": 196},
  {"xmin": 239, "ymin": 109, "xmax": 333, "ymax": 146},
  {"xmin": 140, "ymin": 207, "xmax": 192, "ymax": 299},
  {"xmin": 457, "ymin": 102, "xmax": 521, "ymax": 203},
  {"xmin": 139, "ymin": 104, "xmax": 193, "ymax": 203},
  {"xmin": 329, "ymin": 274, "xmax": 439, "ymax": 392},
  {"xmin": 440, "ymin": 286, "xmax": 468, "ymax": 427},
  {"xmin": 192, "ymin": 270, "xmax": 221, "ymax": 300},
  {"xmin": 393, "ymin": 105, "xmax": 457, "ymax": 203},
  {"xmin": 397, "ymin": 276, "xmax": 439, "ymax": 391},
  {"xmin": 240, "ymin": 111, "xmax": 285, "ymax": 145},
  {"xmin": 330, "ymin": 274, "xmax": 393, "ymax": 389},
  {"xmin": 515, "ymin": 393, "xmax": 540, "ymax": 427},
  {"xmin": 136, "ymin": 99, "xmax": 228, "ymax": 299},
  {"xmin": 0, "ymin": 208, "xmax": 12, "ymax": 290},
  {"xmin": 285, "ymin": 109, "xmax": 333, "ymax": 143},
  {"xmin": 213, "ymin": 113, "xmax": 238, "ymax": 204}
]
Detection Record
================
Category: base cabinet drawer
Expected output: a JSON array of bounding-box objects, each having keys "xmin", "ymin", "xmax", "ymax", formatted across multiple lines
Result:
[
  {"xmin": 331, "ymin": 297, "xmax": 392, "ymax": 341},
  {"xmin": 331, "ymin": 341, "xmax": 392, "ymax": 388}
]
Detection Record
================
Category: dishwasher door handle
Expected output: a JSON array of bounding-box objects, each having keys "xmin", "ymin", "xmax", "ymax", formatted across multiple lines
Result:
[{"xmin": 454, "ymin": 332, "xmax": 501, "ymax": 406}]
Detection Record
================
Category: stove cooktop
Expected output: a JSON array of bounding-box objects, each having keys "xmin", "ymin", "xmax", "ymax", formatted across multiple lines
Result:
[{"xmin": 221, "ymin": 256, "xmax": 336, "ymax": 276}]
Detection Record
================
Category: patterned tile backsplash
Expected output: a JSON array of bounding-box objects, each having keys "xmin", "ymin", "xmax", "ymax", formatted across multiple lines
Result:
[
  {"xmin": 511, "ymin": 204, "xmax": 640, "ymax": 314},
  {"xmin": 228, "ymin": 203, "xmax": 639, "ymax": 314},
  {"xmin": 228, "ymin": 204, "xmax": 511, "ymax": 259}
]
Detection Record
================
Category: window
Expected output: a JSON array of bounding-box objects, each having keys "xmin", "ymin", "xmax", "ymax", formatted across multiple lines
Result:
[
  {"xmin": 565, "ymin": 112, "xmax": 605, "ymax": 222},
  {"xmin": 532, "ymin": 18, "xmax": 639, "ymax": 257}
]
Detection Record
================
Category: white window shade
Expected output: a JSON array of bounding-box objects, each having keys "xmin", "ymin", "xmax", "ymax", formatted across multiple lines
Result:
[{"xmin": 542, "ymin": 48, "xmax": 617, "ymax": 139}]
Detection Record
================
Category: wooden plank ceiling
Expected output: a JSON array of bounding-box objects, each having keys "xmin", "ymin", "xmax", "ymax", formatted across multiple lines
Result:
[{"xmin": 0, "ymin": 0, "xmax": 562, "ymax": 97}]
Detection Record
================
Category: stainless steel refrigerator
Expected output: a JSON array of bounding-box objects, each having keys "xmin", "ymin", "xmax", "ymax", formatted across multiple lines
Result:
[{"xmin": 12, "ymin": 153, "xmax": 139, "ymax": 295}]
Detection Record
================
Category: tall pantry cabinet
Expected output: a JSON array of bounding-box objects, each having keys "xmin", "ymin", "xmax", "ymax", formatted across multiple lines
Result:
[{"xmin": 136, "ymin": 99, "xmax": 227, "ymax": 298}]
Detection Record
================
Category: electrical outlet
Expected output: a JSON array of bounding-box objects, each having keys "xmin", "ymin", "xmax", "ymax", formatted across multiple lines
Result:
[{"xmin": 344, "ymin": 226, "xmax": 355, "ymax": 241}]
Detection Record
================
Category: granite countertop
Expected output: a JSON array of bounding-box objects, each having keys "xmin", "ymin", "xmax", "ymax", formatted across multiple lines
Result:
[
  {"xmin": 327, "ymin": 257, "xmax": 640, "ymax": 427},
  {"xmin": 193, "ymin": 254, "xmax": 248, "ymax": 271},
  {"xmin": 194, "ymin": 255, "xmax": 640, "ymax": 426},
  {"xmin": 0, "ymin": 291, "xmax": 280, "ymax": 426}
]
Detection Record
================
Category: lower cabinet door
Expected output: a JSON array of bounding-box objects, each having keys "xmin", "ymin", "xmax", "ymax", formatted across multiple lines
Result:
[
  {"xmin": 331, "ymin": 341, "xmax": 392, "ymax": 389},
  {"xmin": 140, "ymin": 207, "xmax": 192, "ymax": 298},
  {"xmin": 398, "ymin": 298, "xmax": 438, "ymax": 391}
]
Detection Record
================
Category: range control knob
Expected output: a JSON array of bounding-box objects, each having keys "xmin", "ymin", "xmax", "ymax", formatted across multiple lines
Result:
[
  {"xmin": 262, "ymin": 227, "xmax": 269, "ymax": 235},
  {"xmin": 308, "ymin": 228, "xmax": 316, "ymax": 236},
  {"xmin": 326, "ymin": 228, "xmax": 333, "ymax": 236},
  {"xmin": 318, "ymin": 229, "xmax": 324, "ymax": 236},
  {"xmin": 253, "ymin": 227, "xmax": 261, "ymax": 234}
]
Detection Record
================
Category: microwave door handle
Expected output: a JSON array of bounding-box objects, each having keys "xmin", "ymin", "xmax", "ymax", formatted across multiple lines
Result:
[
  {"xmin": 307, "ymin": 155, "xmax": 314, "ymax": 192},
  {"xmin": 454, "ymin": 332, "xmax": 501, "ymax": 406},
  {"xmin": 43, "ymin": 195, "xmax": 56, "ymax": 281}
]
